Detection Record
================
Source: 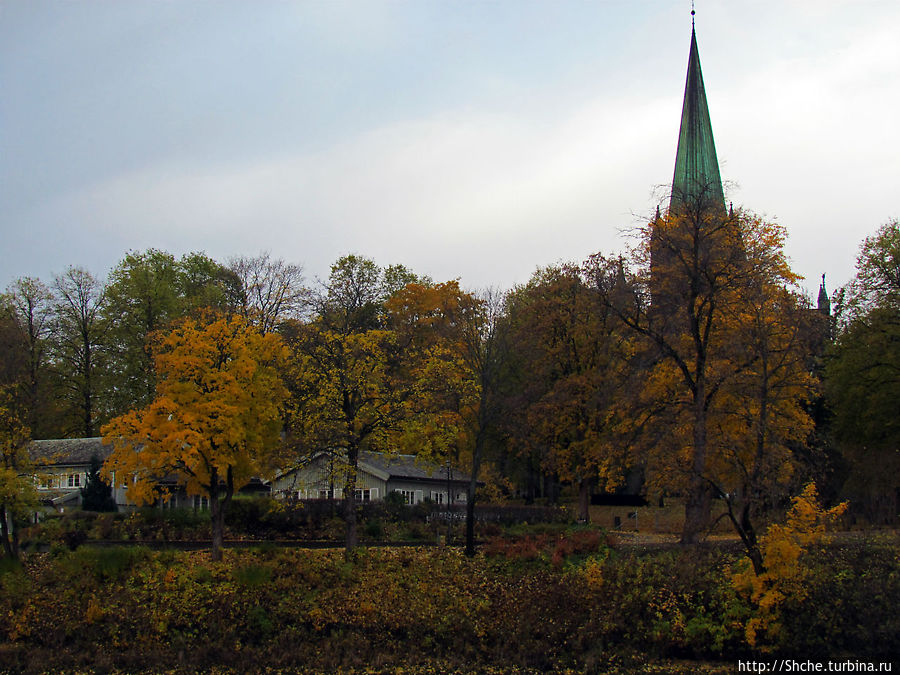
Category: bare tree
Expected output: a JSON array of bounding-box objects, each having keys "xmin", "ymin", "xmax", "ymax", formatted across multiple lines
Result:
[
  {"xmin": 50, "ymin": 267, "xmax": 108, "ymax": 438},
  {"xmin": 229, "ymin": 252, "xmax": 309, "ymax": 333}
]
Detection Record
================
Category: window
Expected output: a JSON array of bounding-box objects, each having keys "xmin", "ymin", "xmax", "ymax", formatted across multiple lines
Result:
[
  {"xmin": 355, "ymin": 488, "xmax": 371, "ymax": 501},
  {"xmin": 430, "ymin": 491, "xmax": 446, "ymax": 505},
  {"xmin": 398, "ymin": 489, "xmax": 417, "ymax": 505},
  {"xmin": 318, "ymin": 489, "xmax": 333, "ymax": 500},
  {"xmin": 193, "ymin": 495, "xmax": 209, "ymax": 510},
  {"xmin": 67, "ymin": 473, "xmax": 81, "ymax": 488}
]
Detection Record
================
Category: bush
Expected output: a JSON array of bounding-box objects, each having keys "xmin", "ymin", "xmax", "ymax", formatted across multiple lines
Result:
[{"xmin": 3, "ymin": 530, "xmax": 895, "ymax": 673}]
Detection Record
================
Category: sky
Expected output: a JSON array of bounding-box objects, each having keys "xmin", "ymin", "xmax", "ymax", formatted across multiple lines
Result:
[{"xmin": 2, "ymin": 1, "xmax": 899, "ymax": 300}]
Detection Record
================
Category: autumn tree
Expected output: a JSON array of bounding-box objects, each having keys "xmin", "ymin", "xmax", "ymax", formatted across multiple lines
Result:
[
  {"xmin": 285, "ymin": 256, "xmax": 445, "ymax": 554},
  {"xmin": 283, "ymin": 256, "xmax": 421, "ymax": 553},
  {"xmin": 49, "ymin": 267, "xmax": 109, "ymax": 437},
  {"xmin": 710, "ymin": 275, "xmax": 817, "ymax": 573},
  {"xmin": 450, "ymin": 288, "xmax": 513, "ymax": 556},
  {"xmin": 1, "ymin": 278, "xmax": 53, "ymax": 437},
  {"xmin": 102, "ymin": 314, "xmax": 288, "ymax": 561},
  {"xmin": 384, "ymin": 280, "xmax": 473, "ymax": 465},
  {"xmin": 385, "ymin": 281, "xmax": 518, "ymax": 556},
  {"xmin": 505, "ymin": 264, "xmax": 632, "ymax": 522},
  {"xmin": 594, "ymin": 194, "xmax": 815, "ymax": 549},
  {"xmin": 103, "ymin": 250, "xmax": 246, "ymax": 418},
  {"xmin": 827, "ymin": 219, "xmax": 900, "ymax": 523},
  {"xmin": 0, "ymin": 387, "xmax": 36, "ymax": 561}
]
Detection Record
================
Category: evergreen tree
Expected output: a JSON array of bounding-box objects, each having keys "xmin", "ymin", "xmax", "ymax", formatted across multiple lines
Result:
[{"xmin": 80, "ymin": 454, "xmax": 117, "ymax": 512}]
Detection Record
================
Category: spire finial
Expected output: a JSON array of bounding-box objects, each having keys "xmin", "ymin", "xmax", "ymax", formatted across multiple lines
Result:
[{"xmin": 691, "ymin": 0, "xmax": 695, "ymax": 26}]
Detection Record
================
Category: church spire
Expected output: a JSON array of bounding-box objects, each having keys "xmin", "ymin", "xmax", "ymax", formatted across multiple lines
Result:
[
  {"xmin": 670, "ymin": 20, "xmax": 725, "ymax": 214},
  {"xmin": 818, "ymin": 274, "xmax": 831, "ymax": 315}
]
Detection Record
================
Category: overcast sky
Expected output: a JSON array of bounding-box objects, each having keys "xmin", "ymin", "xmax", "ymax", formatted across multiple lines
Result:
[{"xmin": 2, "ymin": 1, "xmax": 898, "ymax": 300}]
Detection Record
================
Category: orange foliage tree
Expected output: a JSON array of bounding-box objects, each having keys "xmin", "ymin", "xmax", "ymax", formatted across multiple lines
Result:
[
  {"xmin": 101, "ymin": 313, "xmax": 288, "ymax": 561},
  {"xmin": 594, "ymin": 199, "xmax": 818, "ymax": 555}
]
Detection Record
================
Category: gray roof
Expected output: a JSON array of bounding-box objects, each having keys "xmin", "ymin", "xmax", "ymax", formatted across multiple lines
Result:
[
  {"xmin": 28, "ymin": 440, "xmax": 473, "ymax": 487},
  {"xmin": 29, "ymin": 437, "xmax": 113, "ymax": 466},
  {"xmin": 358, "ymin": 451, "xmax": 471, "ymax": 485}
]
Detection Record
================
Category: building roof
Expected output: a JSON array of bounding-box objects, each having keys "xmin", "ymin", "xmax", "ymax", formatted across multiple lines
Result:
[
  {"xmin": 32, "ymin": 439, "xmax": 475, "ymax": 488},
  {"xmin": 670, "ymin": 25, "xmax": 725, "ymax": 214},
  {"xmin": 358, "ymin": 451, "xmax": 471, "ymax": 485},
  {"xmin": 29, "ymin": 437, "xmax": 113, "ymax": 466}
]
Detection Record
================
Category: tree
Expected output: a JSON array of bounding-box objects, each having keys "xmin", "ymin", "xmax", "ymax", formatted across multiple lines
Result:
[
  {"xmin": 594, "ymin": 196, "xmax": 814, "ymax": 548},
  {"xmin": 827, "ymin": 220, "xmax": 900, "ymax": 523},
  {"xmin": 455, "ymin": 288, "xmax": 511, "ymax": 556},
  {"xmin": 710, "ymin": 281, "xmax": 817, "ymax": 573},
  {"xmin": 386, "ymin": 282, "xmax": 518, "ymax": 555},
  {"xmin": 176, "ymin": 252, "xmax": 244, "ymax": 314},
  {"xmin": 0, "ymin": 387, "xmax": 36, "ymax": 561},
  {"xmin": 103, "ymin": 250, "xmax": 183, "ymax": 414},
  {"xmin": 101, "ymin": 313, "xmax": 288, "ymax": 561},
  {"xmin": 286, "ymin": 324, "xmax": 402, "ymax": 552},
  {"xmin": 285, "ymin": 256, "xmax": 446, "ymax": 554},
  {"xmin": 384, "ymin": 280, "xmax": 474, "ymax": 463},
  {"xmin": 285, "ymin": 256, "xmax": 409, "ymax": 554},
  {"xmin": 103, "ymin": 250, "xmax": 247, "ymax": 418},
  {"xmin": 49, "ymin": 267, "xmax": 108, "ymax": 437},
  {"xmin": 2, "ymin": 278, "xmax": 53, "ymax": 436},
  {"xmin": 229, "ymin": 252, "xmax": 309, "ymax": 333},
  {"xmin": 505, "ymin": 264, "xmax": 632, "ymax": 522},
  {"xmin": 80, "ymin": 454, "xmax": 117, "ymax": 512},
  {"xmin": 835, "ymin": 219, "xmax": 900, "ymax": 322}
]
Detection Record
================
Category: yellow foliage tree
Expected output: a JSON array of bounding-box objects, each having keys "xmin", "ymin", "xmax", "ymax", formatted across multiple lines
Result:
[
  {"xmin": 506, "ymin": 264, "xmax": 633, "ymax": 522},
  {"xmin": 595, "ymin": 202, "xmax": 817, "ymax": 556},
  {"xmin": 0, "ymin": 387, "xmax": 37, "ymax": 561},
  {"xmin": 732, "ymin": 482, "xmax": 847, "ymax": 649},
  {"xmin": 285, "ymin": 322, "xmax": 404, "ymax": 552},
  {"xmin": 385, "ymin": 281, "xmax": 477, "ymax": 469},
  {"xmin": 101, "ymin": 314, "xmax": 288, "ymax": 561},
  {"xmin": 286, "ymin": 278, "xmax": 477, "ymax": 554}
]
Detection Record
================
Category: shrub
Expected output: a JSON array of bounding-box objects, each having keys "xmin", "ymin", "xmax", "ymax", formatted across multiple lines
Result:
[{"xmin": 732, "ymin": 483, "xmax": 848, "ymax": 651}]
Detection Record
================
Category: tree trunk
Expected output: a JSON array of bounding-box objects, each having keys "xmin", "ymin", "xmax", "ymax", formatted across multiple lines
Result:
[
  {"xmin": 577, "ymin": 477, "xmax": 593, "ymax": 523},
  {"xmin": 209, "ymin": 494, "xmax": 224, "ymax": 562},
  {"xmin": 741, "ymin": 503, "xmax": 765, "ymax": 576},
  {"xmin": 0, "ymin": 505, "xmax": 16, "ymax": 560},
  {"xmin": 681, "ymin": 385, "xmax": 711, "ymax": 544},
  {"xmin": 724, "ymin": 495, "xmax": 766, "ymax": 576},
  {"xmin": 465, "ymin": 433, "xmax": 485, "ymax": 557},
  {"xmin": 208, "ymin": 466, "xmax": 225, "ymax": 562},
  {"xmin": 343, "ymin": 445, "xmax": 360, "ymax": 556}
]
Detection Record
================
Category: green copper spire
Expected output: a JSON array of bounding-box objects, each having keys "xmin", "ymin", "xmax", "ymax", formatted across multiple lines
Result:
[{"xmin": 670, "ymin": 25, "xmax": 725, "ymax": 213}]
